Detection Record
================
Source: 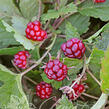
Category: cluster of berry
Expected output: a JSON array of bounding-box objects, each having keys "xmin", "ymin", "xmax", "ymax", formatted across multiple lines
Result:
[
  {"xmin": 25, "ymin": 20, "xmax": 47, "ymax": 41},
  {"xmin": 36, "ymin": 82, "xmax": 52, "ymax": 99},
  {"xmin": 13, "ymin": 20, "xmax": 86, "ymax": 100},
  {"xmin": 67, "ymin": 81, "xmax": 85, "ymax": 100},
  {"xmin": 14, "ymin": 51, "xmax": 30, "ymax": 69}
]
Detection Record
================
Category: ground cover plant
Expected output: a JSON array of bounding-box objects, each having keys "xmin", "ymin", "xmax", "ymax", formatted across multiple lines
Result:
[{"xmin": 0, "ymin": 0, "xmax": 109, "ymax": 109}]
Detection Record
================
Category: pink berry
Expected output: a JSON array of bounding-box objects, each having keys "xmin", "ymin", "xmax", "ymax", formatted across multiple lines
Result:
[
  {"xmin": 44, "ymin": 59, "xmax": 68, "ymax": 81},
  {"xmin": 25, "ymin": 20, "xmax": 47, "ymax": 41},
  {"xmin": 13, "ymin": 51, "xmax": 30, "ymax": 69},
  {"xmin": 36, "ymin": 82, "xmax": 52, "ymax": 99},
  {"xmin": 61, "ymin": 38, "xmax": 86, "ymax": 59}
]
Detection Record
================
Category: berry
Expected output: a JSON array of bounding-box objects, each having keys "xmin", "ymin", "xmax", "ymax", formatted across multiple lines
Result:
[
  {"xmin": 44, "ymin": 59, "xmax": 68, "ymax": 81},
  {"xmin": 36, "ymin": 82, "xmax": 52, "ymax": 99},
  {"xmin": 94, "ymin": 0, "xmax": 106, "ymax": 3},
  {"xmin": 78, "ymin": 84, "xmax": 84, "ymax": 93},
  {"xmin": 67, "ymin": 81, "xmax": 85, "ymax": 100},
  {"xmin": 61, "ymin": 38, "xmax": 86, "ymax": 59},
  {"xmin": 25, "ymin": 20, "xmax": 47, "ymax": 41},
  {"xmin": 13, "ymin": 51, "xmax": 30, "ymax": 69}
]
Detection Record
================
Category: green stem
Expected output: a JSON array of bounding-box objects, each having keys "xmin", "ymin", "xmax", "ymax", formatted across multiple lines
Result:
[{"xmin": 91, "ymin": 93, "xmax": 108, "ymax": 109}]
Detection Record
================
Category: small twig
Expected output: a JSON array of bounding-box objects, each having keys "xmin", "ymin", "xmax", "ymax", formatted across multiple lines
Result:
[
  {"xmin": 82, "ymin": 93, "xmax": 99, "ymax": 100},
  {"xmin": 71, "ymin": 55, "xmax": 87, "ymax": 88},
  {"xmin": 86, "ymin": 68, "xmax": 101, "ymax": 86},
  {"xmin": 50, "ymin": 98, "xmax": 60, "ymax": 109},
  {"xmin": 24, "ymin": 76, "xmax": 37, "ymax": 85},
  {"xmin": 37, "ymin": 0, "xmax": 42, "ymax": 21},
  {"xmin": 57, "ymin": 35, "xmax": 66, "ymax": 38},
  {"xmin": 44, "ymin": 20, "xmax": 51, "ymax": 30},
  {"xmin": 11, "ymin": 60, "xmax": 21, "ymax": 73},
  {"xmin": 54, "ymin": 12, "xmax": 74, "ymax": 29},
  {"xmin": 39, "ymin": 96, "xmax": 56, "ymax": 109},
  {"xmin": 85, "ymin": 44, "xmax": 92, "ymax": 53}
]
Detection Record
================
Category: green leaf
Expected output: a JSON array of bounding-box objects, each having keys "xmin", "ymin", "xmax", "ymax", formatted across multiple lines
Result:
[
  {"xmin": 59, "ymin": 13, "xmax": 90, "ymax": 35},
  {"xmin": 91, "ymin": 93, "xmax": 108, "ymax": 109},
  {"xmin": 52, "ymin": 81, "xmax": 62, "ymax": 89},
  {"xmin": 30, "ymin": 46, "xmax": 40, "ymax": 60},
  {"xmin": 79, "ymin": 0, "xmax": 109, "ymax": 21},
  {"xmin": 0, "ymin": 64, "xmax": 29, "ymax": 109},
  {"xmin": 59, "ymin": 0, "xmax": 68, "ymax": 8},
  {"xmin": 41, "ymin": 3, "xmax": 77, "ymax": 22},
  {"xmin": 12, "ymin": 16, "xmax": 29, "ymax": 35},
  {"xmin": 65, "ymin": 21, "xmax": 80, "ymax": 40},
  {"xmin": 56, "ymin": 95, "xmax": 77, "ymax": 109},
  {"xmin": 0, "ymin": 20, "xmax": 19, "ymax": 49},
  {"xmin": 96, "ymin": 32, "xmax": 109, "ymax": 51},
  {"xmin": 74, "ymin": 100, "xmax": 95, "ymax": 109},
  {"xmin": 100, "ymin": 46, "xmax": 109, "ymax": 94},
  {"xmin": 41, "ymin": 73, "xmax": 62, "ymax": 89},
  {"xmin": 87, "ymin": 23, "xmax": 109, "ymax": 43},
  {"xmin": 63, "ymin": 58, "xmax": 83, "ymax": 75},
  {"xmin": 0, "ymin": 46, "xmax": 24, "ymax": 55},
  {"xmin": 1, "ymin": 20, "xmax": 35, "ymax": 50},
  {"xmin": 19, "ymin": 0, "xmax": 39, "ymax": 20},
  {"xmin": 50, "ymin": 37, "xmax": 65, "ymax": 56},
  {"xmin": 0, "ymin": 0, "xmax": 21, "ymax": 16},
  {"xmin": 86, "ymin": 48, "xmax": 104, "ymax": 96}
]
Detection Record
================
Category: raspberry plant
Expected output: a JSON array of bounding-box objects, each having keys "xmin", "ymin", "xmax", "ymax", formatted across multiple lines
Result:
[{"xmin": 0, "ymin": 0, "xmax": 109, "ymax": 109}]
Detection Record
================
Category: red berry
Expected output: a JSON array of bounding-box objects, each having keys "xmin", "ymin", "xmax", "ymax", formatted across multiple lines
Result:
[
  {"xmin": 61, "ymin": 38, "xmax": 85, "ymax": 59},
  {"xmin": 25, "ymin": 20, "xmax": 47, "ymax": 41},
  {"xmin": 36, "ymin": 82, "xmax": 52, "ymax": 99},
  {"xmin": 72, "ymin": 81, "xmax": 79, "ymax": 91},
  {"xmin": 67, "ymin": 81, "xmax": 85, "ymax": 100},
  {"xmin": 94, "ymin": 0, "xmax": 106, "ymax": 3},
  {"xmin": 44, "ymin": 59, "xmax": 68, "ymax": 81},
  {"xmin": 13, "ymin": 51, "xmax": 30, "ymax": 69},
  {"xmin": 78, "ymin": 84, "xmax": 84, "ymax": 93}
]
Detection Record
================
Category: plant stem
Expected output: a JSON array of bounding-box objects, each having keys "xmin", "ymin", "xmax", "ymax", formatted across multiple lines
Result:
[
  {"xmin": 82, "ymin": 93, "xmax": 99, "ymax": 100},
  {"xmin": 54, "ymin": 12, "xmax": 74, "ymax": 29},
  {"xmin": 91, "ymin": 93, "xmax": 108, "ymax": 109},
  {"xmin": 71, "ymin": 55, "xmax": 87, "ymax": 88},
  {"xmin": 11, "ymin": 60, "xmax": 21, "ymax": 73},
  {"xmin": 86, "ymin": 68, "xmax": 101, "ymax": 86},
  {"xmin": 24, "ymin": 76, "xmax": 37, "ymax": 85},
  {"xmin": 37, "ymin": 0, "xmax": 42, "ymax": 20},
  {"xmin": 39, "ymin": 96, "xmax": 56, "ymax": 109}
]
